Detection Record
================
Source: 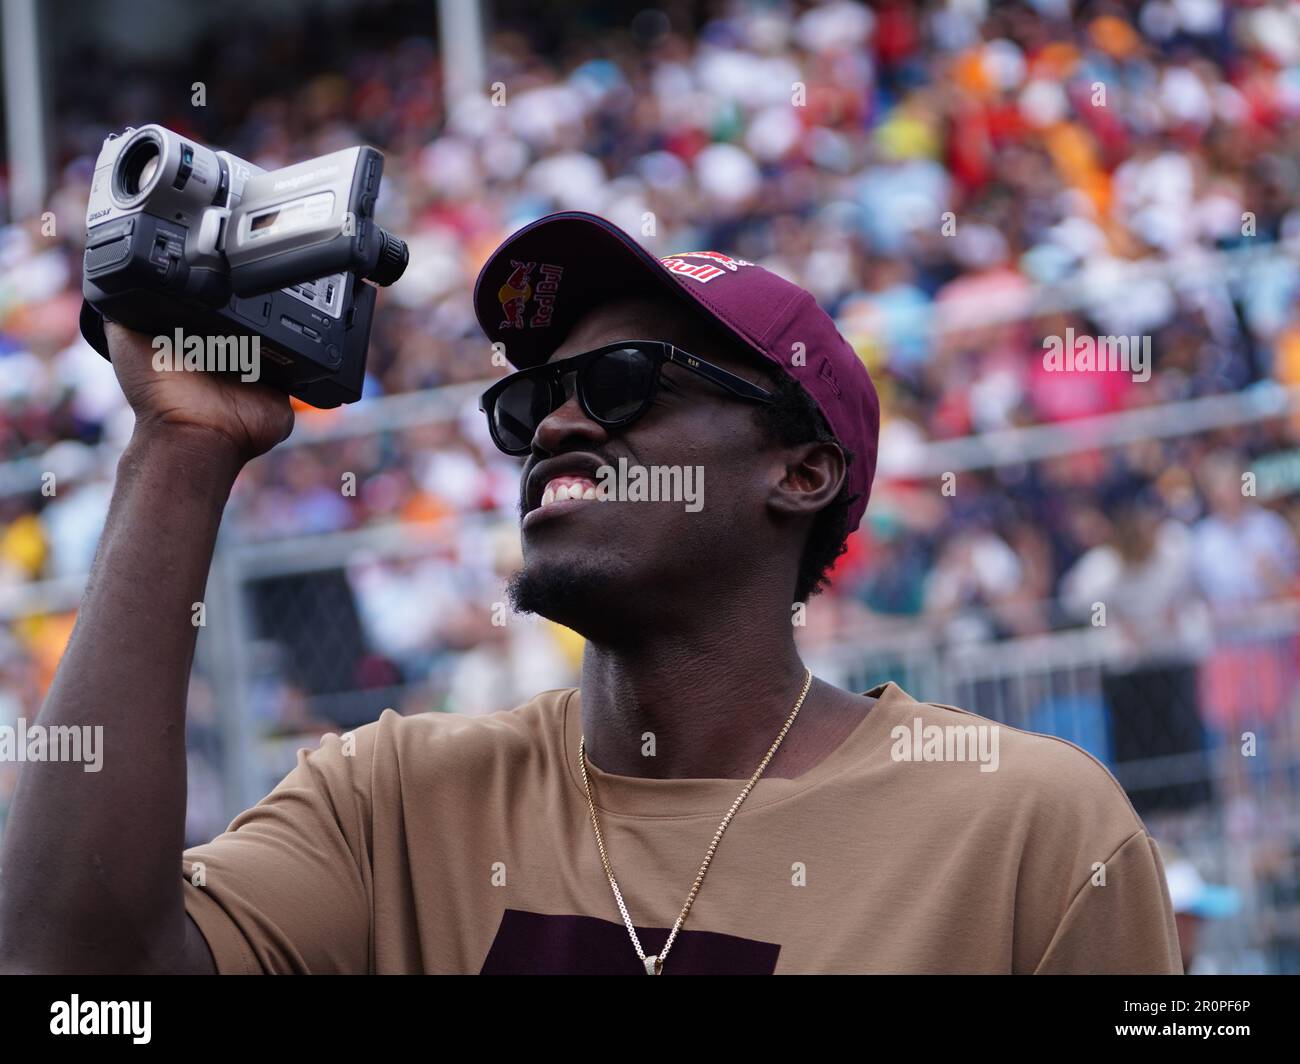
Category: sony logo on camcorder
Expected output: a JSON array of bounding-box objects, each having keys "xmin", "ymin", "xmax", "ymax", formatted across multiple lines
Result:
[{"xmin": 274, "ymin": 164, "xmax": 341, "ymax": 192}]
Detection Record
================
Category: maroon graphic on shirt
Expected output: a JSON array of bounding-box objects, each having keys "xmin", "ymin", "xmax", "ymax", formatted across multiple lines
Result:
[{"xmin": 480, "ymin": 909, "xmax": 781, "ymax": 974}]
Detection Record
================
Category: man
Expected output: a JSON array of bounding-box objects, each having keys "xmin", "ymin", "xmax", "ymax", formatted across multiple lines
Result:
[{"xmin": 0, "ymin": 212, "xmax": 1182, "ymax": 974}]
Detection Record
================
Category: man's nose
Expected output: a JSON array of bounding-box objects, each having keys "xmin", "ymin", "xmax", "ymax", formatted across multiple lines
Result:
[{"xmin": 532, "ymin": 370, "xmax": 607, "ymax": 452}]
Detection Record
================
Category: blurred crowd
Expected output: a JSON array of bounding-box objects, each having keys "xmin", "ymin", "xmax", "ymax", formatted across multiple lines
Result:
[{"xmin": 1, "ymin": 0, "xmax": 1300, "ymax": 849}]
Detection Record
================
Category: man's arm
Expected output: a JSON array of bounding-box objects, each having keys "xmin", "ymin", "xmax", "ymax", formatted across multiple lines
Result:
[
  {"xmin": 0, "ymin": 322, "xmax": 293, "ymax": 974},
  {"xmin": 1033, "ymin": 830, "xmax": 1184, "ymax": 974}
]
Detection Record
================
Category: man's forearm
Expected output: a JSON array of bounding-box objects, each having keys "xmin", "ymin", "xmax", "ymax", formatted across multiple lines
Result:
[{"xmin": 0, "ymin": 424, "xmax": 241, "ymax": 972}]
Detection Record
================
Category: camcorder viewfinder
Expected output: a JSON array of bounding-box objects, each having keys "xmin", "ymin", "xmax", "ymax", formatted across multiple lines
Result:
[{"xmin": 79, "ymin": 123, "xmax": 409, "ymax": 408}]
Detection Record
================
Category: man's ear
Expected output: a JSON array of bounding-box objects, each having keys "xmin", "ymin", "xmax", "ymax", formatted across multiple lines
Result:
[{"xmin": 767, "ymin": 440, "xmax": 846, "ymax": 519}]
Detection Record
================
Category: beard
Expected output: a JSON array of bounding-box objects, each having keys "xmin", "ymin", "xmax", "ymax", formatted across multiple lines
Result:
[{"xmin": 505, "ymin": 557, "xmax": 619, "ymax": 635}]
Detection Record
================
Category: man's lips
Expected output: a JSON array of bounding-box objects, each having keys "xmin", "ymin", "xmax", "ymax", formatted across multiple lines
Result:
[
  {"xmin": 523, "ymin": 452, "xmax": 609, "ymax": 517},
  {"xmin": 521, "ymin": 475, "xmax": 610, "ymax": 529}
]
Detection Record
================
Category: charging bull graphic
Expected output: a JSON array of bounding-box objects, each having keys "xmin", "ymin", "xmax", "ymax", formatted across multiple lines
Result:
[
  {"xmin": 498, "ymin": 260, "xmax": 536, "ymax": 329},
  {"xmin": 497, "ymin": 260, "xmax": 565, "ymax": 329}
]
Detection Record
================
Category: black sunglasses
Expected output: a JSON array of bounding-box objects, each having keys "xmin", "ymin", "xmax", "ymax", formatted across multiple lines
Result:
[{"xmin": 478, "ymin": 340, "xmax": 775, "ymax": 456}]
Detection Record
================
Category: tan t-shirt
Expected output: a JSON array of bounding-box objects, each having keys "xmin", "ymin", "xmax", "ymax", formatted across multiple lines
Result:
[{"xmin": 181, "ymin": 681, "xmax": 1183, "ymax": 974}]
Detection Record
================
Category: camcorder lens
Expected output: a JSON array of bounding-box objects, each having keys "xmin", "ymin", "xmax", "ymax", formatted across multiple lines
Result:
[
  {"xmin": 118, "ymin": 138, "xmax": 161, "ymax": 199},
  {"xmin": 137, "ymin": 155, "xmax": 159, "ymax": 190}
]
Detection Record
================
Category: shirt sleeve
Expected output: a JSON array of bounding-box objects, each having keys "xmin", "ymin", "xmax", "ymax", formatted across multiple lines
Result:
[
  {"xmin": 180, "ymin": 724, "xmax": 377, "ymax": 974},
  {"xmin": 1033, "ymin": 829, "xmax": 1184, "ymax": 975}
]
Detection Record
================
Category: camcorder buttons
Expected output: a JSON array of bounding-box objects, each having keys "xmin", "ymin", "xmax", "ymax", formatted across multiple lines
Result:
[
  {"xmin": 212, "ymin": 157, "xmax": 231, "ymax": 206},
  {"xmin": 172, "ymin": 144, "xmax": 195, "ymax": 191},
  {"xmin": 148, "ymin": 225, "xmax": 185, "ymax": 272}
]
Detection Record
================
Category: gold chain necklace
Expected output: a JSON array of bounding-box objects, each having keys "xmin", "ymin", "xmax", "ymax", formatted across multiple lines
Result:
[{"xmin": 578, "ymin": 667, "xmax": 814, "ymax": 975}]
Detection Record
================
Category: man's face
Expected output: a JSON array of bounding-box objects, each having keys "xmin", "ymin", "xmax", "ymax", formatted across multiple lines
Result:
[{"xmin": 505, "ymin": 295, "xmax": 782, "ymax": 638}]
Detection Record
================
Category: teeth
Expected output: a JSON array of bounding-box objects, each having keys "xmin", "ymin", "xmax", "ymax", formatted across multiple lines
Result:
[{"xmin": 538, "ymin": 476, "xmax": 602, "ymax": 509}]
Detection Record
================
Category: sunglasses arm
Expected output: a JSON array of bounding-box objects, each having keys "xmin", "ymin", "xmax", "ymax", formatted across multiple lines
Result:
[{"xmin": 666, "ymin": 346, "xmax": 775, "ymax": 404}]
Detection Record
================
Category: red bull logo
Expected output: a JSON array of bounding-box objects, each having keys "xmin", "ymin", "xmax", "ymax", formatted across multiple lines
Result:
[
  {"xmin": 529, "ymin": 264, "xmax": 564, "ymax": 328},
  {"xmin": 497, "ymin": 260, "xmax": 565, "ymax": 329},
  {"xmin": 660, "ymin": 251, "xmax": 755, "ymax": 284},
  {"xmin": 497, "ymin": 260, "xmax": 536, "ymax": 329}
]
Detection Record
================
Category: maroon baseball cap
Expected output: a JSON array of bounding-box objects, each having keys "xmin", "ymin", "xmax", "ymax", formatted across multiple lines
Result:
[{"xmin": 472, "ymin": 211, "xmax": 880, "ymax": 531}]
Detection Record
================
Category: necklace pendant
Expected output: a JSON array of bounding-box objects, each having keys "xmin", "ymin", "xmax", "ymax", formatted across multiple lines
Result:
[{"xmin": 643, "ymin": 954, "xmax": 659, "ymax": 975}]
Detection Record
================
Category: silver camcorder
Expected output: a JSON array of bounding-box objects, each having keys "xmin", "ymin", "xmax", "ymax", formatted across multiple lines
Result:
[{"xmin": 80, "ymin": 124, "xmax": 409, "ymax": 407}]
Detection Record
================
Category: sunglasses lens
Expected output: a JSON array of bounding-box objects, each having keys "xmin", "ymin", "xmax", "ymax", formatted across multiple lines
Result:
[
  {"xmin": 492, "ymin": 375, "xmax": 551, "ymax": 453},
  {"xmin": 585, "ymin": 346, "xmax": 656, "ymax": 422}
]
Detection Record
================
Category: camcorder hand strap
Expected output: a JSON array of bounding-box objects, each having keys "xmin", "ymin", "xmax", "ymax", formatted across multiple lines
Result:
[{"xmin": 79, "ymin": 299, "xmax": 113, "ymax": 361}]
